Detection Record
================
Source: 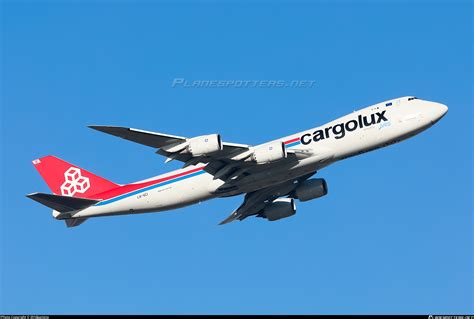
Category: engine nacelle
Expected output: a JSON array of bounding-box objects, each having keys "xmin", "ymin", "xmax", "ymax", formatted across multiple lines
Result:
[
  {"xmin": 262, "ymin": 198, "xmax": 296, "ymax": 221},
  {"xmin": 252, "ymin": 141, "xmax": 287, "ymax": 164},
  {"xmin": 187, "ymin": 134, "xmax": 223, "ymax": 156},
  {"xmin": 294, "ymin": 178, "xmax": 328, "ymax": 202}
]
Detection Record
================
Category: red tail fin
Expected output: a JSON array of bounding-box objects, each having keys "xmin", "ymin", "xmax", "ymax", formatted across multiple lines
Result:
[{"xmin": 32, "ymin": 155, "xmax": 119, "ymax": 198}]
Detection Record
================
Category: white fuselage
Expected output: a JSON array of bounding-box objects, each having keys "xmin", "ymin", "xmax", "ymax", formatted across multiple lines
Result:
[{"xmin": 68, "ymin": 96, "xmax": 448, "ymax": 219}]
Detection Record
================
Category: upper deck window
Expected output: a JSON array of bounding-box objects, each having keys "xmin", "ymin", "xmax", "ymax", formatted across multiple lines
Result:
[{"xmin": 408, "ymin": 97, "xmax": 418, "ymax": 101}]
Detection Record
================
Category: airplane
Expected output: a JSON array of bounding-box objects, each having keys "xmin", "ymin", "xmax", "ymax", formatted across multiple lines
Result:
[{"xmin": 27, "ymin": 96, "xmax": 448, "ymax": 227}]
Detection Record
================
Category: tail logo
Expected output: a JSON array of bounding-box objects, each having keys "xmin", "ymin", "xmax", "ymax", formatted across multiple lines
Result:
[{"xmin": 60, "ymin": 167, "xmax": 90, "ymax": 196}]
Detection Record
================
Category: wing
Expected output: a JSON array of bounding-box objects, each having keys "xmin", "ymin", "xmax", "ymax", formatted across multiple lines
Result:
[
  {"xmin": 89, "ymin": 125, "xmax": 250, "ymax": 165},
  {"xmin": 218, "ymin": 172, "xmax": 316, "ymax": 225},
  {"xmin": 89, "ymin": 126, "xmax": 186, "ymax": 148}
]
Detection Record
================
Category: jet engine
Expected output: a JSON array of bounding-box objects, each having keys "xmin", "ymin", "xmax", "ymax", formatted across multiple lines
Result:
[
  {"xmin": 262, "ymin": 198, "xmax": 296, "ymax": 221},
  {"xmin": 187, "ymin": 134, "xmax": 223, "ymax": 156},
  {"xmin": 293, "ymin": 178, "xmax": 328, "ymax": 202},
  {"xmin": 251, "ymin": 141, "xmax": 287, "ymax": 164}
]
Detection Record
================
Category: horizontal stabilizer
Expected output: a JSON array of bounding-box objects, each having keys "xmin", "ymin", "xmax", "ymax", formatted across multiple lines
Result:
[
  {"xmin": 64, "ymin": 217, "xmax": 88, "ymax": 227},
  {"xmin": 26, "ymin": 192, "xmax": 100, "ymax": 213}
]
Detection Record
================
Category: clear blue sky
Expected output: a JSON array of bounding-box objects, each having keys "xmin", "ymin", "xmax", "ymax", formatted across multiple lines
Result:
[{"xmin": 1, "ymin": 0, "xmax": 472, "ymax": 314}]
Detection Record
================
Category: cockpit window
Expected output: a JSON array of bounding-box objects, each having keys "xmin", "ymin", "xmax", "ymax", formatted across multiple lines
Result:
[{"xmin": 408, "ymin": 97, "xmax": 418, "ymax": 101}]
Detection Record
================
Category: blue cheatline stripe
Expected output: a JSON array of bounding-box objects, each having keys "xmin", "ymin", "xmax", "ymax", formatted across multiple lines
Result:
[
  {"xmin": 285, "ymin": 141, "xmax": 301, "ymax": 148},
  {"xmin": 95, "ymin": 170, "xmax": 206, "ymax": 206}
]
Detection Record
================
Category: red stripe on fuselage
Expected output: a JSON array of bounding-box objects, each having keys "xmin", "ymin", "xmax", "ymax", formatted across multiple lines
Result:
[
  {"xmin": 91, "ymin": 166, "xmax": 206, "ymax": 200},
  {"xmin": 284, "ymin": 137, "xmax": 300, "ymax": 144}
]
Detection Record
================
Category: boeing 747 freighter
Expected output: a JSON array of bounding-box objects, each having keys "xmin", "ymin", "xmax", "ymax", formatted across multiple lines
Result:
[{"xmin": 27, "ymin": 96, "xmax": 448, "ymax": 227}]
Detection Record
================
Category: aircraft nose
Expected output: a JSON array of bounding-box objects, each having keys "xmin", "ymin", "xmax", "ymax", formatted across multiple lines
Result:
[{"xmin": 430, "ymin": 102, "xmax": 448, "ymax": 123}]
